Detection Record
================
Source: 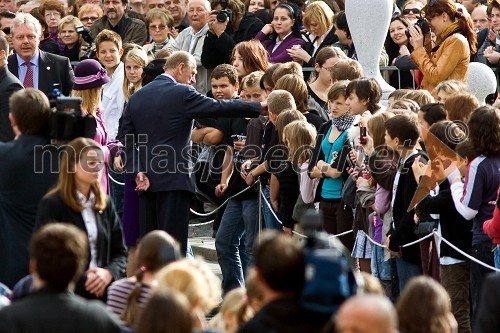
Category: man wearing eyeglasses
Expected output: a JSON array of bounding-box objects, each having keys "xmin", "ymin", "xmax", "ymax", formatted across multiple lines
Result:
[
  {"xmin": 90, "ymin": 0, "xmax": 147, "ymax": 45},
  {"xmin": 7, "ymin": 13, "xmax": 74, "ymax": 97}
]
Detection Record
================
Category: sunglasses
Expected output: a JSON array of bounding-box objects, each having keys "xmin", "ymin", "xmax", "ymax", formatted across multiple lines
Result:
[{"xmin": 402, "ymin": 8, "xmax": 421, "ymax": 15}]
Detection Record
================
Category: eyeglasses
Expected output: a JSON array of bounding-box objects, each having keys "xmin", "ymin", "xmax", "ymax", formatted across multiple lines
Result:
[
  {"xmin": 149, "ymin": 24, "xmax": 167, "ymax": 31},
  {"xmin": 402, "ymin": 8, "xmax": 420, "ymax": 15},
  {"xmin": 80, "ymin": 16, "xmax": 99, "ymax": 22},
  {"xmin": 44, "ymin": 12, "xmax": 61, "ymax": 18}
]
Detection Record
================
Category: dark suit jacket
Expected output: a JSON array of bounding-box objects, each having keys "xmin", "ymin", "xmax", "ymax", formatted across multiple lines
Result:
[
  {"xmin": 119, "ymin": 75, "xmax": 261, "ymax": 193},
  {"xmin": 35, "ymin": 193, "xmax": 127, "ymax": 282},
  {"xmin": 0, "ymin": 287, "xmax": 121, "ymax": 333},
  {"xmin": 0, "ymin": 66, "xmax": 23, "ymax": 142},
  {"xmin": 7, "ymin": 50, "xmax": 74, "ymax": 96},
  {"xmin": 0, "ymin": 135, "xmax": 59, "ymax": 288}
]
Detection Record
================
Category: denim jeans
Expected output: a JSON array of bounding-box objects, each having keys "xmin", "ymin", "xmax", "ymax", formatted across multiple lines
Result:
[
  {"xmin": 215, "ymin": 198, "xmax": 259, "ymax": 293},
  {"xmin": 261, "ymin": 185, "xmax": 281, "ymax": 230},
  {"xmin": 371, "ymin": 246, "xmax": 392, "ymax": 281},
  {"xmin": 494, "ymin": 245, "xmax": 500, "ymax": 269},
  {"xmin": 395, "ymin": 258, "xmax": 422, "ymax": 292}
]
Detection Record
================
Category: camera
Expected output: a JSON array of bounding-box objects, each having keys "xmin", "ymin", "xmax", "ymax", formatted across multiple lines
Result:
[
  {"xmin": 47, "ymin": 89, "xmax": 96, "ymax": 142},
  {"xmin": 405, "ymin": 17, "xmax": 431, "ymax": 38},
  {"xmin": 76, "ymin": 25, "xmax": 95, "ymax": 59},
  {"xmin": 215, "ymin": 0, "xmax": 232, "ymax": 23}
]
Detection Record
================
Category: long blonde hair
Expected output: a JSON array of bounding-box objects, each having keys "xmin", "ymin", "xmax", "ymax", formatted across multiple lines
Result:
[
  {"xmin": 72, "ymin": 87, "xmax": 102, "ymax": 116},
  {"xmin": 46, "ymin": 137, "xmax": 107, "ymax": 212},
  {"xmin": 123, "ymin": 47, "xmax": 148, "ymax": 102},
  {"xmin": 283, "ymin": 120, "xmax": 317, "ymax": 164}
]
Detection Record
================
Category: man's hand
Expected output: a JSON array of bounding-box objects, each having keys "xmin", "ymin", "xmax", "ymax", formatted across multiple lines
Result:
[
  {"xmin": 85, "ymin": 267, "xmax": 113, "ymax": 298},
  {"xmin": 215, "ymin": 183, "xmax": 228, "ymax": 197},
  {"xmin": 484, "ymin": 46, "xmax": 500, "ymax": 64},
  {"xmin": 135, "ymin": 172, "xmax": 150, "ymax": 192},
  {"xmin": 208, "ymin": 11, "xmax": 229, "ymax": 37}
]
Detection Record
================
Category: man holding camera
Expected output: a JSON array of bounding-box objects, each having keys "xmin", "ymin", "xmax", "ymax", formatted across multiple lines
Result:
[
  {"xmin": 7, "ymin": 13, "xmax": 74, "ymax": 97},
  {"xmin": 0, "ymin": 89, "xmax": 59, "ymax": 289},
  {"xmin": 201, "ymin": 0, "xmax": 264, "ymax": 69}
]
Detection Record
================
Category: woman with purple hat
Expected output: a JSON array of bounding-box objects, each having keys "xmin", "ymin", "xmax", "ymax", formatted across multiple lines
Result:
[{"xmin": 72, "ymin": 59, "xmax": 121, "ymax": 194}]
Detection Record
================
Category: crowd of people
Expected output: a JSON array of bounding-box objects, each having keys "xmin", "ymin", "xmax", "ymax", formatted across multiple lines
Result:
[{"xmin": 0, "ymin": 0, "xmax": 500, "ymax": 332}]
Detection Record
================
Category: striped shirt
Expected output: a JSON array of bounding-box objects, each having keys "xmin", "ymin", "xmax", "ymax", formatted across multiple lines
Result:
[{"xmin": 106, "ymin": 279, "xmax": 152, "ymax": 320}]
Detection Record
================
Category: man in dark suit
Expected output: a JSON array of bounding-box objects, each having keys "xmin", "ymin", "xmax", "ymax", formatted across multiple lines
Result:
[
  {"xmin": 0, "ymin": 224, "xmax": 122, "ymax": 333},
  {"xmin": 7, "ymin": 13, "xmax": 74, "ymax": 96},
  {"xmin": 0, "ymin": 89, "xmax": 59, "ymax": 289},
  {"xmin": 120, "ymin": 51, "xmax": 263, "ymax": 254},
  {"xmin": 0, "ymin": 31, "xmax": 23, "ymax": 142}
]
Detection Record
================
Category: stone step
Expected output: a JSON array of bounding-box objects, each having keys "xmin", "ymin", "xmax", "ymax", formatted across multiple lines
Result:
[{"xmin": 189, "ymin": 236, "xmax": 217, "ymax": 262}]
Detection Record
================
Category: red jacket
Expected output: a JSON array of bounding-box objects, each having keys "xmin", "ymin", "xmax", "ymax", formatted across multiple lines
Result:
[{"xmin": 483, "ymin": 188, "xmax": 500, "ymax": 244}]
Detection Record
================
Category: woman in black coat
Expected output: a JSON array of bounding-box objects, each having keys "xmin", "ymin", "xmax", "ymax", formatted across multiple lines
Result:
[{"xmin": 36, "ymin": 137, "xmax": 127, "ymax": 300}]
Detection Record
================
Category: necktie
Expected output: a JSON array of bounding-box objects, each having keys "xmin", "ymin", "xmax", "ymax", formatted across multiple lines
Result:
[{"xmin": 23, "ymin": 61, "xmax": 34, "ymax": 88}]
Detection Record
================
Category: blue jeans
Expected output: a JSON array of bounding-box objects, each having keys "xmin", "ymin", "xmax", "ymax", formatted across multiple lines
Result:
[
  {"xmin": 215, "ymin": 198, "xmax": 259, "ymax": 293},
  {"xmin": 371, "ymin": 246, "xmax": 391, "ymax": 281},
  {"xmin": 395, "ymin": 258, "xmax": 422, "ymax": 292},
  {"xmin": 494, "ymin": 245, "xmax": 500, "ymax": 269},
  {"xmin": 261, "ymin": 185, "xmax": 281, "ymax": 230}
]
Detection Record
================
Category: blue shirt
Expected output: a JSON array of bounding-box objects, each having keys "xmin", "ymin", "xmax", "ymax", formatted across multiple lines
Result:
[
  {"xmin": 16, "ymin": 51, "xmax": 40, "ymax": 89},
  {"xmin": 320, "ymin": 126, "xmax": 347, "ymax": 199}
]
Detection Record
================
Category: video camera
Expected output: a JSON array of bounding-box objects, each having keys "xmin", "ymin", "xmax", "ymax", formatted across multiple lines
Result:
[
  {"xmin": 75, "ymin": 25, "xmax": 95, "ymax": 59},
  {"xmin": 215, "ymin": 0, "xmax": 232, "ymax": 23},
  {"xmin": 299, "ymin": 210, "xmax": 362, "ymax": 314},
  {"xmin": 47, "ymin": 89, "xmax": 96, "ymax": 142}
]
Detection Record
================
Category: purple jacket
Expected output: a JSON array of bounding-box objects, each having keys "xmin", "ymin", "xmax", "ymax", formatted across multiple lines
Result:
[{"xmin": 254, "ymin": 31, "xmax": 305, "ymax": 63}]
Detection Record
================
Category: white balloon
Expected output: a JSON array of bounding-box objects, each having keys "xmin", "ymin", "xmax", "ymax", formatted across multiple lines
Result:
[{"xmin": 467, "ymin": 62, "xmax": 497, "ymax": 106}]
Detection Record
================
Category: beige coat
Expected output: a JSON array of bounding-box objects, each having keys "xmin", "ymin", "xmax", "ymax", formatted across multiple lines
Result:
[{"xmin": 410, "ymin": 21, "xmax": 470, "ymax": 92}]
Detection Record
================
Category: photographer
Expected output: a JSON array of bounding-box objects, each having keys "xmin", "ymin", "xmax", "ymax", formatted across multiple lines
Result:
[
  {"xmin": 201, "ymin": 0, "xmax": 264, "ymax": 69},
  {"xmin": 408, "ymin": 0, "xmax": 476, "ymax": 92},
  {"xmin": 0, "ymin": 89, "xmax": 59, "ymax": 289},
  {"xmin": 58, "ymin": 15, "xmax": 90, "ymax": 61}
]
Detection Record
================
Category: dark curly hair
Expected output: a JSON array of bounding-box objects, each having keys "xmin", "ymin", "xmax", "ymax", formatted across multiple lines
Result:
[{"xmin": 468, "ymin": 105, "xmax": 500, "ymax": 156}]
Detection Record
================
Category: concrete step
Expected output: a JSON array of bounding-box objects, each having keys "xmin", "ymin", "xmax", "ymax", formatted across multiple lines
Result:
[{"xmin": 189, "ymin": 236, "xmax": 217, "ymax": 262}]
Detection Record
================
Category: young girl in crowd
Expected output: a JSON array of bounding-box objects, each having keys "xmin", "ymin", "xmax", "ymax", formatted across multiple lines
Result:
[
  {"xmin": 309, "ymin": 80, "xmax": 356, "ymax": 251},
  {"xmin": 209, "ymin": 288, "xmax": 254, "ymax": 333},
  {"xmin": 433, "ymin": 80, "xmax": 468, "ymax": 103},
  {"xmin": 106, "ymin": 231, "xmax": 181, "ymax": 328},
  {"xmin": 345, "ymin": 78, "xmax": 382, "ymax": 117},
  {"xmin": 307, "ymin": 46, "xmax": 347, "ymax": 113},
  {"xmin": 123, "ymin": 48, "xmax": 148, "ymax": 103},
  {"xmin": 232, "ymin": 41, "xmax": 270, "ymax": 81}
]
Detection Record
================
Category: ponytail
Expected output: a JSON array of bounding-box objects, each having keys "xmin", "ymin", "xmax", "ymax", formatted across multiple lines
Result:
[
  {"xmin": 455, "ymin": 9, "xmax": 477, "ymax": 53},
  {"xmin": 121, "ymin": 266, "xmax": 146, "ymax": 327}
]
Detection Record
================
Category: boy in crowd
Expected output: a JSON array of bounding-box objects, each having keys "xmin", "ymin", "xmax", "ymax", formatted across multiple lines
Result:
[
  {"xmin": 95, "ymin": 29, "xmax": 125, "ymax": 215},
  {"xmin": 384, "ymin": 114, "xmax": 426, "ymax": 291}
]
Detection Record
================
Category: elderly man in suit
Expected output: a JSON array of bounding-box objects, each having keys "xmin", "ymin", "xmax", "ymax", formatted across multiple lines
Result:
[
  {"xmin": 0, "ymin": 31, "xmax": 22, "ymax": 142},
  {"xmin": 120, "ymin": 51, "xmax": 263, "ymax": 255},
  {"xmin": 7, "ymin": 13, "xmax": 74, "ymax": 96}
]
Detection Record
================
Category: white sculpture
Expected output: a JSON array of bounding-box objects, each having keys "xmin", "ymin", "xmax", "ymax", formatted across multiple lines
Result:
[
  {"xmin": 467, "ymin": 62, "xmax": 497, "ymax": 106},
  {"xmin": 345, "ymin": 0, "xmax": 395, "ymax": 101}
]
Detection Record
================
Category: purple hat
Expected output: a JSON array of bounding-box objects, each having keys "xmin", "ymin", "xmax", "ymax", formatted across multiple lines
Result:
[{"xmin": 73, "ymin": 59, "xmax": 110, "ymax": 91}]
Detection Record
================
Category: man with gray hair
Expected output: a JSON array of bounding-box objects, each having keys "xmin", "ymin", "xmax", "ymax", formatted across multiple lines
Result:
[
  {"xmin": 336, "ymin": 295, "xmax": 398, "ymax": 333},
  {"xmin": 7, "ymin": 13, "xmax": 74, "ymax": 96},
  {"xmin": 169, "ymin": 0, "xmax": 210, "ymax": 93},
  {"xmin": 120, "ymin": 50, "xmax": 264, "ymax": 256}
]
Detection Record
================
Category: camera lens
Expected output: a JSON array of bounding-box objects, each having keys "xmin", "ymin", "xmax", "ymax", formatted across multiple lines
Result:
[{"xmin": 216, "ymin": 11, "xmax": 228, "ymax": 23}]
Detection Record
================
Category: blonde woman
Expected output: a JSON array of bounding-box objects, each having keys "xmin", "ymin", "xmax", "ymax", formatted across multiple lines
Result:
[
  {"xmin": 123, "ymin": 47, "xmax": 148, "ymax": 102},
  {"xmin": 58, "ymin": 15, "xmax": 86, "ymax": 61}
]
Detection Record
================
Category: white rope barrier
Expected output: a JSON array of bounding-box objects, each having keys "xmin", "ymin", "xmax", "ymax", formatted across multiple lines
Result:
[
  {"xmin": 189, "ymin": 220, "xmax": 215, "ymax": 227},
  {"xmin": 401, "ymin": 231, "xmax": 436, "ymax": 248},
  {"xmin": 437, "ymin": 231, "xmax": 500, "ymax": 272},
  {"xmin": 108, "ymin": 173, "xmax": 125, "ymax": 186},
  {"xmin": 189, "ymin": 180, "xmax": 260, "ymax": 217},
  {"xmin": 364, "ymin": 232, "xmax": 387, "ymax": 248}
]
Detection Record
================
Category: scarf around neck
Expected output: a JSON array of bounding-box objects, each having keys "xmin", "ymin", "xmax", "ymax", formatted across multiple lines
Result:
[{"xmin": 332, "ymin": 112, "xmax": 355, "ymax": 131}]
